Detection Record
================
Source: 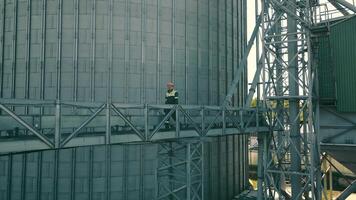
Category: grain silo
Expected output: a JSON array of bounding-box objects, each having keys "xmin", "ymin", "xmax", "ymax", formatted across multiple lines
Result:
[{"xmin": 0, "ymin": 0, "xmax": 248, "ymax": 199}]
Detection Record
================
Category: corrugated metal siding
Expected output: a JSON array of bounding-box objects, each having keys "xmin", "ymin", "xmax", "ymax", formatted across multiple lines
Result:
[
  {"xmin": 0, "ymin": 0, "xmax": 244, "ymax": 106},
  {"xmin": 330, "ymin": 16, "xmax": 356, "ymax": 112},
  {"xmin": 317, "ymin": 35, "xmax": 335, "ymax": 104},
  {"xmin": 0, "ymin": 135, "xmax": 248, "ymax": 200}
]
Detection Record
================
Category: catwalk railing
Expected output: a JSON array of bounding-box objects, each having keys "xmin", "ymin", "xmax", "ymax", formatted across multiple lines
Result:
[{"xmin": 0, "ymin": 98, "xmax": 270, "ymax": 153}]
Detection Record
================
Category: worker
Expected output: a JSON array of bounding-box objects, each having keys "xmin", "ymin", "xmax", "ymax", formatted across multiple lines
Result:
[{"xmin": 165, "ymin": 82, "xmax": 178, "ymax": 129}]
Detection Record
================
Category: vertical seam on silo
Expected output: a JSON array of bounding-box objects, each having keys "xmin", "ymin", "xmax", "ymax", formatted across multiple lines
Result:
[
  {"xmin": 11, "ymin": 0, "xmax": 18, "ymax": 100},
  {"xmin": 208, "ymin": 142, "xmax": 212, "ymax": 199},
  {"xmin": 231, "ymin": 0, "xmax": 235, "ymax": 107},
  {"xmin": 207, "ymin": 0, "xmax": 210, "ymax": 105},
  {"xmin": 0, "ymin": 0, "xmax": 6, "ymax": 100},
  {"xmin": 71, "ymin": 148, "xmax": 76, "ymax": 200},
  {"xmin": 224, "ymin": 0, "xmax": 228, "ymax": 99},
  {"xmin": 201, "ymin": 143, "xmax": 204, "ymax": 199},
  {"xmin": 217, "ymin": 137, "xmax": 221, "ymax": 198},
  {"xmin": 56, "ymin": 0, "xmax": 63, "ymax": 100},
  {"xmin": 243, "ymin": 0, "xmax": 247, "ymax": 105},
  {"xmin": 217, "ymin": 0, "xmax": 220, "ymax": 105},
  {"xmin": 184, "ymin": 0, "xmax": 188, "ymax": 104},
  {"xmin": 106, "ymin": 0, "xmax": 113, "ymax": 144},
  {"xmin": 90, "ymin": 0, "xmax": 96, "ymax": 102},
  {"xmin": 225, "ymin": 137, "xmax": 229, "ymax": 197},
  {"xmin": 196, "ymin": 0, "xmax": 199, "ymax": 104},
  {"xmin": 139, "ymin": 145, "xmax": 144, "ymax": 200},
  {"xmin": 25, "ymin": 0, "xmax": 32, "ymax": 106},
  {"xmin": 21, "ymin": 153, "xmax": 27, "ymax": 200},
  {"xmin": 73, "ymin": 0, "xmax": 79, "ymax": 102},
  {"xmin": 124, "ymin": 0, "xmax": 129, "ymax": 103},
  {"xmin": 89, "ymin": 146, "xmax": 93, "ymax": 200},
  {"xmin": 232, "ymin": 135, "xmax": 236, "ymax": 195},
  {"xmin": 53, "ymin": 150, "xmax": 59, "ymax": 200},
  {"xmin": 105, "ymin": 145, "xmax": 111, "ymax": 200},
  {"xmin": 7, "ymin": 154, "xmax": 12, "ymax": 200},
  {"xmin": 141, "ymin": 0, "xmax": 146, "ymax": 103},
  {"xmin": 156, "ymin": 0, "xmax": 160, "ymax": 104},
  {"xmin": 123, "ymin": 145, "xmax": 128, "ymax": 199},
  {"xmin": 36, "ymin": 152, "xmax": 42, "ymax": 200},
  {"xmin": 40, "ymin": 0, "xmax": 46, "ymax": 103},
  {"xmin": 171, "ymin": 0, "xmax": 175, "ymax": 82}
]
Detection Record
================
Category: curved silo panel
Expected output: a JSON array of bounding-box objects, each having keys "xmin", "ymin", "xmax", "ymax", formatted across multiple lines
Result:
[
  {"xmin": 0, "ymin": 0, "xmax": 243, "ymax": 106},
  {"xmin": 0, "ymin": 0, "xmax": 248, "ymax": 199}
]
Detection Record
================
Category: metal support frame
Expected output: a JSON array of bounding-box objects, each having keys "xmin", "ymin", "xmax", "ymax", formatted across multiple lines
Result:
[
  {"xmin": 0, "ymin": 98, "xmax": 269, "ymax": 153},
  {"xmin": 156, "ymin": 141, "xmax": 203, "ymax": 200},
  {"xmin": 256, "ymin": 0, "xmax": 322, "ymax": 199}
]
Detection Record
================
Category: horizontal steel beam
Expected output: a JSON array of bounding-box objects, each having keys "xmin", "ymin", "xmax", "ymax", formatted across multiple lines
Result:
[{"xmin": 0, "ymin": 126, "xmax": 269, "ymax": 154}]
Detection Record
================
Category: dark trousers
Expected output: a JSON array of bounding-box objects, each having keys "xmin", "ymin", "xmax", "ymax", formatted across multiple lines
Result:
[{"xmin": 164, "ymin": 108, "xmax": 176, "ymax": 122}]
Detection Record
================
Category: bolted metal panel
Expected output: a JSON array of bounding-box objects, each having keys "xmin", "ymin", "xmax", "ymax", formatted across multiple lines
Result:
[
  {"xmin": 330, "ymin": 16, "xmax": 356, "ymax": 112},
  {"xmin": 0, "ymin": 135, "xmax": 248, "ymax": 200},
  {"xmin": 0, "ymin": 0, "xmax": 243, "ymax": 107}
]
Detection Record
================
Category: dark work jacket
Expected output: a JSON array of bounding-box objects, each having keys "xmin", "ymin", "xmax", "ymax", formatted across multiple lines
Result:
[{"xmin": 165, "ymin": 90, "xmax": 178, "ymax": 104}]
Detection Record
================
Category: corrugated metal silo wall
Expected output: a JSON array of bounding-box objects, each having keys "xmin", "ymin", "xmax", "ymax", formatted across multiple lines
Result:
[
  {"xmin": 317, "ymin": 35, "xmax": 335, "ymax": 105},
  {"xmin": 329, "ymin": 16, "xmax": 356, "ymax": 112},
  {"xmin": 0, "ymin": 135, "xmax": 248, "ymax": 200},
  {"xmin": 0, "ymin": 0, "xmax": 245, "ymax": 106}
]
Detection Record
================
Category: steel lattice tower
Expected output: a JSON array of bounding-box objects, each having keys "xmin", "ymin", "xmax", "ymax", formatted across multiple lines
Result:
[{"xmin": 257, "ymin": 0, "xmax": 321, "ymax": 199}]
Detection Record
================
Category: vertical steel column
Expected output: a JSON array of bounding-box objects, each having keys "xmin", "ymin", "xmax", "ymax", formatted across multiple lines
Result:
[
  {"xmin": 55, "ymin": 0, "xmax": 63, "ymax": 148},
  {"xmin": 0, "ymin": 0, "xmax": 6, "ymax": 100},
  {"xmin": 257, "ymin": 135, "xmax": 264, "ymax": 200},
  {"xmin": 287, "ymin": 1, "xmax": 302, "ymax": 196},
  {"xmin": 186, "ymin": 143, "xmax": 191, "ymax": 200},
  {"xmin": 275, "ymin": 0, "xmax": 285, "ymax": 194}
]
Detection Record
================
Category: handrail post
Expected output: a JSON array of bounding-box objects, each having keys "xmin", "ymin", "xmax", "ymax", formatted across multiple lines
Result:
[
  {"xmin": 175, "ymin": 105, "xmax": 180, "ymax": 138},
  {"xmin": 105, "ymin": 102, "xmax": 111, "ymax": 144},
  {"xmin": 201, "ymin": 106, "xmax": 205, "ymax": 135},
  {"xmin": 222, "ymin": 107, "xmax": 226, "ymax": 135},
  {"xmin": 54, "ymin": 100, "xmax": 61, "ymax": 148},
  {"xmin": 144, "ymin": 104, "xmax": 149, "ymax": 141}
]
